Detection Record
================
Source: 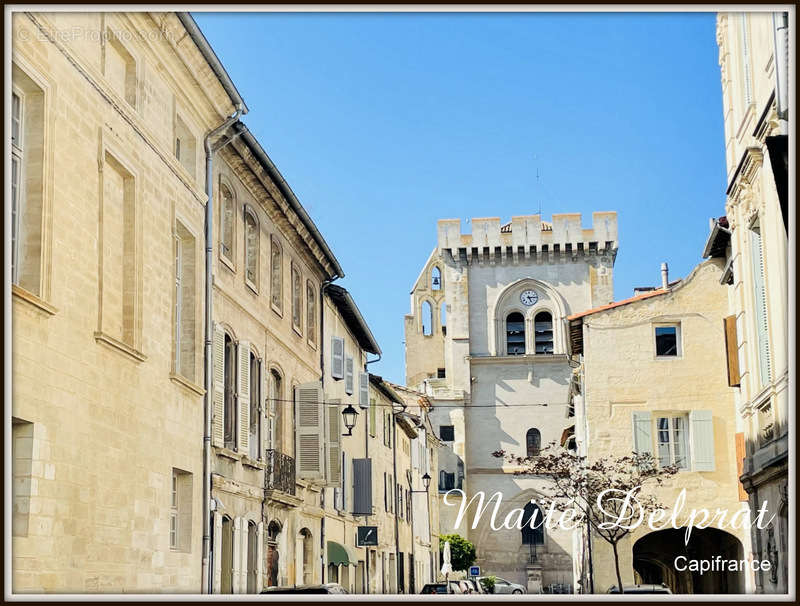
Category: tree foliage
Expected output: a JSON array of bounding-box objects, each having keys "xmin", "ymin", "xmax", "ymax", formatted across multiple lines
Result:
[
  {"xmin": 439, "ymin": 533, "xmax": 476, "ymax": 573},
  {"xmin": 492, "ymin": 443, "xmax": 677, "ymax": 593}
]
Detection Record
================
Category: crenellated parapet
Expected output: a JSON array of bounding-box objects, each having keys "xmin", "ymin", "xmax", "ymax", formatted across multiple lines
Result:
[{"xmin": 437, "ymin": 212, "xmax": 618, "ymax": 265}]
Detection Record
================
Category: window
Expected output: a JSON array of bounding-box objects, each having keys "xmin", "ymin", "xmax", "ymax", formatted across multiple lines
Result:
[
  {"xmin": 506, "ymin": 312, "xmax": 525, "ymax": 355},
  {"xmin": 11, "ymin": 67, "xmax": 45, "ymax": 297},
  {"xmin": 174, "ymin": 114, "xmax": 196, "ymax": 178},
  {"xmin": 12, "ymin": 418, "xmax": 33, "ymax": 537},
  {"xmin": 398, "ymin": 483, "xmax": 403, "ymax": 519},
  {"xmin": 307, "ymin": 282, "xmax": 316, "ymax": 344},
  {"xmin": 244, "ymin": 208, "xmax": 259, "ymax": 287},
  {"xmin": 384, "ymin": 412, "xmax": 392, "ymax": 447},
  {"xmin": 170, "ymin": 468, "xmax": 193, "ymax": 552},
  {"xmin": 439, "ymin": 470, "xmax": 455, "ymax": 492},
  {"xmin": 437, "ymin": 368, "xmax": 446, "ymax": 379},
  {"xmin": 249, "ymin": 353, "xmax": 261, "ymax": 460},
  {"xmin": 521, "ymin": 502, "xmax": 544, "ymax": 545},
  {"xmin": 269, "ymin": 369, "xmax": 282, "ymax": 452},
  {"xmin": 345, "ymin": 355, "xmax": 354, "ymax": 395},
  {"xmin": 174, "ymin": 222, "xmax": 196, "ymax": 381},
  {"xmin": 655, "ymin": 324, "xmax": 681, "ymax": 357},
  {"xmin": 456, "ymin": 459, "xmax": 464, "ymax": 489},
  {"xmin": 104, "ymin": 29, "xmax": 137, "ymax": 108},
  {"xmin": 369, "ymin": 398, "xmax": 377, "ymax": 437},
  {"xmin": 440, "ymin": 302, "xmax": 447, "ymax": 336},
  {"xmin": 292, "ymin": 264, "xmax": 302, "ymax": 332},
  {"xmin": 534, "ymin": 311, "xmax": 554, "ymax": 354},
  {"xmin": 220, "ymin": 184, "xmax": 235, "ymax": 263},
  {"xmin": 270, "ymin": 238, "xmax": 282, "ymax": 311},
  {"xmin": 526, "ymin": 428, "xmax": 541, "ymax": 458},
  {"xmin": 439, "ymin": 425, "xmax": 454, "ymax": 442},
  {"xmin": 224, "ymin": 333, "xmax": 236, "ymax": 449},
  {"xmin": 431, "ymin": 266, "xmax": 442, "ymax": 290},
  {"xmin": 421, "ymin": 301, "xmax": 433, "ymax": 336},
  {"xmin": 750, "ymin": 224, "xmax": 771, "ymax": 386},
  {"xmin": 656, "ymin": 415, "xmax": 689, "ymax": 469}
]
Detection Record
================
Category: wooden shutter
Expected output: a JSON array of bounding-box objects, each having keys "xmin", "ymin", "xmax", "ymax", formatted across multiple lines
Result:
[
  {"xmin": 295, "ymin": 382, "xmax": 324, "ymax": 480},
  {"xmin": 632, "ymin": 411, "xmax": 653, "ymax": 455},
  {"xmin": 331, "ymin": 336, "xmax": 345, "ymax": 379},
  {"xmin": 232, "ymin": 517, "xmax": 242, "ymax": 593},
  {"xmin": 369, "ymin": 398, "xmax": 377, "ymax": 437},
  {"xmin": 359, "ymin": 373, "xmax": 369, "ymax": 409},
  {"xmin": 689, "ymin": 410, "xmax": 715, "ymax": 472},
  {"xmin": 341, "ymin": 452, "xmax": 348, "ymax": 512},
  {"xmin": 326, "ymin": 399, "xmax": 341, "ymax": 486},
  {"xmin": 750, "ymin": 229, "xmax": 771, "ymax": 386},
  {"xmin": 383, "ymin": 472, "xmax": 388, "ymax": 510},
  {"xmin": 212, "ymin": 325, "xmax": 226, "ymax": 448},
  {"xmin": 353, "ymin": 458, "xmax": 372, "ymax": 515},
  {"xmin": 724, "ymin": 315, "xmax": 741, "ymax": 387},
  {"xmin": 345, "ymin": 355, "xmax": 354, "ymax": 395},
  {"xmin": 237, "ymin": 341, "xmax": 250, "ymax": 453}
]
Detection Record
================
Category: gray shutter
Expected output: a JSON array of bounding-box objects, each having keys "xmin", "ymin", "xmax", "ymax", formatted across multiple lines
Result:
[
  {"xmin": 359, "ymin": 373, "xmax": 369, "ymax": 408},
  {"xmin": 632, "ymin": 411, "xmax": 653, "ymax": 455},
  {"xmin": 331, "ymin": 336, "xmax": 345, "ymax": 379},
  {"xmin": 237, "ymin": 341, "xmax": 250, "ymax": 454},
  {"xmin": 341, "ymin": 452, "xmax": 347, "ymax": 512},
  {"xmin": 326, "ymin": 399, "xmax": 341, "ymax": 486},
  {"xmin": 750, "ymin": 229, "xmax": 771, "ymax": 386},
  {"xmin": 353, "ymin": 458, "xmax": 372, "ymax": 515},
  {"xmin": 295, "ymin": 382, "xmax": 324, "ymax": 480},
  {"xmin": 689, "ymin": 410, "xmax": 715, "ymax": 472},
  {"xmin": 345, "ymin": 355, "xmax": 354, "ymax": 395},
  {"xmin": 212, "ymin": 325, "xmax": 226, "ymax": 447}
]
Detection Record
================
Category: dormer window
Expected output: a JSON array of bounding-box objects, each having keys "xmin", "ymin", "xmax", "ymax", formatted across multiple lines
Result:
[{"xmin": 506, "ymin": 312, "xmax": 525, "ymax": 355}]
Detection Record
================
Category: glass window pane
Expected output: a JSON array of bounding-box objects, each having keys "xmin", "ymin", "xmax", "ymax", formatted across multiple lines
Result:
[
  {"xmin": 672, "ymin": 417, "xmax": 688, "ymax": 469},
  {"xmin": 655, "ymin": 326, "xmax": 678, "ymax": 356}
]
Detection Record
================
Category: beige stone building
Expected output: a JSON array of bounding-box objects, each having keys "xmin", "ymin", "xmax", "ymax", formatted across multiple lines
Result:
[
  {"xmin": 710, "ymin": 11, "xmax": 790, "ymax": 594},
  {"xmin": 569, "ymin": 259, "xmax": 753, "ymax": 594},
  {"xmin": 405, "ymin": 213, "xmax": 618, "ymax": 592},
  {"xmin": 10, "ymin": 11, "xmax": 247, "ymax": 592}
]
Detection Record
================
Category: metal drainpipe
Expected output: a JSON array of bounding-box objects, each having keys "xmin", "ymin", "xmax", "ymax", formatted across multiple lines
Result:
[
  {"xmin": 363, "ymin": 358, "xmax": 371, "ymax": 594},
  {"xmin": 392, "ymin": 411, "xmax": 401, "ymax": 593},
  {"xmin": 319, "ymin": 276, "xmax": 341, "ymax": 584},
  {"xmin": 201, "ymin": 105, "xmax": 243, "ymax": 594}
]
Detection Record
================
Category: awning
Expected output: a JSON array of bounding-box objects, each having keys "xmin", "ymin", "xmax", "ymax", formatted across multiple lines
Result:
[{"xmin": 327, "ymin": 541, "xmax": 358, "ymax": 567}]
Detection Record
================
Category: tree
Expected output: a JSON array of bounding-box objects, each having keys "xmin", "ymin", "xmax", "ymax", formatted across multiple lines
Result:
[
  {"xmin": 439, "ymin": 533, "xmax": 476, "ymax": 573},
  {"xmin": 492, "ymin": 444, "xmax": 677, "ymax": 594}
]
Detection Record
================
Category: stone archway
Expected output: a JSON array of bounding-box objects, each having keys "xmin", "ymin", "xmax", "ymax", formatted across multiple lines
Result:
[{"xmin": 632, "ymin": 528, "xmax": 745, "ymax": 594}]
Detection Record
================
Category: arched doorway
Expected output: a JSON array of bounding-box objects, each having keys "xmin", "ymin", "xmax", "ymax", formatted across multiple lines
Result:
[
  {"xmin": 521, "ymin": 502, "xmax": 544, "ymax": 564},
  {"xmin": 632, "ymin": 528, "xmax": 745, "ymax": 594},
  {"xmin": 220, "ymin": 516, "xmax": 233, "ymax": 594},
  {"xmin": 266, "ymin": 520, "xmax": 281, "ymax": 587},
  {"xmin": 300, "ymin": 528, "xmax": 313, "ymax": 585},
  {"xmin": 247, "ymin": 521, "xmax": 258, "ymax": 593}
]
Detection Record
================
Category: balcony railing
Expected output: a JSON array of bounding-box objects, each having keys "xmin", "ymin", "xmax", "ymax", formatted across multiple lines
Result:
[{"xmin": 265, "ymin": 449, "xmax": 295, "ymax": 496}]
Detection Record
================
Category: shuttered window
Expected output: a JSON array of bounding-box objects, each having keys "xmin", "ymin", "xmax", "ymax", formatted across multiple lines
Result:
[
  {"xmin": 632, "ymin": 410, "xmax": 715, "ymax": 472},
  {"xmin": 295, "ymin": 382, "xmax": 324, "ymax": 480},
  {"xmin": 689, "ymin": 410, "xmax": 715, "ymax": 472},
  {"xmin": 369, "ymin": 397, "xmax": 377, "ymax": 437},
  {"xmin": 212, "ymin": 325, "xmax": 226, "ymax": 448},
  {"xmin": 331, "ymin": 336, "xmax": 345, "ymax": 380},
  {"xmin": 352, "ymin": 458, "xmax": 372, "ymax": 515},
  {"xmin": 750, "ymin": 226, "xmax": 771, "ymax": 387},
  {"xmin": 724, "ymin": 315, "xmax": 741, "ymax": 387},
  {"xmin": 345, "ymin": 356, "xmax": 354, "ymax": 395},
  {"xmin": 631, "ymin": 411, "xmax": 653, "ymax": 457},
  {"xmin": 359, "ymin": 373, "xmax": 369, "ymax": 409},
  {"xmin": 326, "ymin": 399, "xmax": 341, "ymax": 486},
  {"xmin": 237, "ymin": 341, "xmax": 251, "ymax": 454}
]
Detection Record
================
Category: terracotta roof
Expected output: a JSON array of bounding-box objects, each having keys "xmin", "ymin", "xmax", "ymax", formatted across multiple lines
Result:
[{"xmin": 567, "ymin": 289, "xmax": 669, "ymax": 321}]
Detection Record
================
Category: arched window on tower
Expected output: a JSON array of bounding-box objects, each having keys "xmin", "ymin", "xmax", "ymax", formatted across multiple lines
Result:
[
  {"xmin": 521, "ymin": 502, "xmax": 544, "ymax": 546},
  {"xmin": 422, "ymin": 301, "xmax": 433, "ymax": 336},
  {"xmin": 431, "ymin": 266, "xmax": 442, "ymax": 290},
  {"xmin": 440, "ymin": 302, "xmax": 447, "ymax": 336},
  {"xmin": 534, "ymin": 311, "xmax": 554, "ymax": 354},
  {"xmin": 506, "ymin": 312, "xmax": 525, "ymax": 355},
  {"xmin": 526, "ymin": 428, "xmax": 541, "ymax": 458}
]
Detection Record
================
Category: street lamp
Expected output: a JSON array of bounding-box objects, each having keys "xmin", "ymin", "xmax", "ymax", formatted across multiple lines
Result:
[
  {"xmin": 341, "ymin": 404, "xmax": 359, "ymax": 436},
  {"xmin": 421, "ymin": 472, "xmax": 431, "ymax": 492}
]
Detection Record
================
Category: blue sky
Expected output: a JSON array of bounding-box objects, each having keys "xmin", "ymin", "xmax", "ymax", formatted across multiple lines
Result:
[{"xmin": 193, "ymin": 11, "xmax": 727, "ymax": 385}]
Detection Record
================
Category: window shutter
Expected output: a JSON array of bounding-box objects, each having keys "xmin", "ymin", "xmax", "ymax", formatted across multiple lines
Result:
[
  {"xmin": 331, "ymin": 336, "xmax": 345, "ymax": 379},
  {"xmin": 237, "ymin": 341, "xmax": 250, "ymax": 454},
  {"xmin": 256, "ymin": 522, "xmax": 265, "ymax": 591},
  {"xmin": 326, "ymin": 399, "xmax": 341, "ymax": 486},
  {"xmin": 689, "ymin": 410, "xmax": 715, "ymax": 472},
  {"xmin": 353, "ymin": 458, "xmax": 372, "ymax": 515},
  {"xmin": 383, "ymin": 472, "xmax": 388, "ymax": 510},
  {"xmin": 295, "ymin": 382, "xmax": 324, "ymax": 480},
  {"xmin": 411, "ymin": 436, "xmax": 419, "ymax": 470},
  {"xmin": 632, "ymin": 411, "xmax": 653, "ymax": 456},
  {"xmin": 724, "ymin": 315, "xmax": 741, "ymax": 387},
  {"xmin": 212, "ymin": 325, "xmax": 226, "ymax": 448},
  {"xmin": 341, "ymin": 452, "xmax": 348, "ymax": 512},
  {"xmin": 750, "ymin": 229, "xmax": 771, "ymax": 386},
  {"xmin": 359, "ymin": 373, "xmax": 369, "ymax": 408},
  {"xmin": 345, "ymin": 356, "xmax": 354, "ymax": 395},
  {"xmin": 369, "ymin": 398, "xmax": 377, "ymax": 437}
]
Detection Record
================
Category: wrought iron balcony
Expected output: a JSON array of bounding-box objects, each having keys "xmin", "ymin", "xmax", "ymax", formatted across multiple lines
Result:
[{"xmin": 265, "ymin": 449, "xmax": 295, "ymax": 496}]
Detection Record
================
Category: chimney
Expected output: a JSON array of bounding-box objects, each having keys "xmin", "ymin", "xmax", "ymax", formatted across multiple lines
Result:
[{"xmin": 661, "ymin": 262, "xmax": 669, "ymax": 289}]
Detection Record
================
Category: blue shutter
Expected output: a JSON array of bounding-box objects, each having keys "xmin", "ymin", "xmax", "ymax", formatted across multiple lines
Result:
[
  {"xmin": 750, "ymin": 229, "xmax": 771, "ymax": 386},
  {"xmin": 689, "ymin": 410, "xmax": 715, "ymax": 472}
]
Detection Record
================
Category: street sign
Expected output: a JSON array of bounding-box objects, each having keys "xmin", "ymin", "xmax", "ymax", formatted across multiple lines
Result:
[
  {"xmin": 469, "ymin": 565, "xmax": 480, "ymax": 577},
  {"xmin": 357, "ymin": 525, "xmax": 378, "ymax": 547}
]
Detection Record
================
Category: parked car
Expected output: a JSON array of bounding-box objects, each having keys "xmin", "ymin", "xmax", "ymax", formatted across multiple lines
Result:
[
  {"xmin": 607, "ymin": 584, "xmax": 672, "ymax": 594},
  {"xmin": 462, "ymin": 579, "xmax": 486, "ymax": 594},
  {"xmin": 478, "ymin": 576, "xmax": 527, "ymax": 594},
  {"xmin": 261, "ymin": 583, "xmax": 348, "ymax": 594},
  {"xmin": 420, "ymin": 582, "xmax": 463, "ymax": 594}
]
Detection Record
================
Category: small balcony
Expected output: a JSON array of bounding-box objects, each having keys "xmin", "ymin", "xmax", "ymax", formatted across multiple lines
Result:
[{"xmin": 265, "ymin": 449, "xmax": 295, "ymax": 496}]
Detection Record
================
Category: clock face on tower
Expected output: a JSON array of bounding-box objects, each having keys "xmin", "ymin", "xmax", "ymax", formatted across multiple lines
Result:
[{"xmin": 520, "ymin": 289, "xmax": 539, "ymax": 306}]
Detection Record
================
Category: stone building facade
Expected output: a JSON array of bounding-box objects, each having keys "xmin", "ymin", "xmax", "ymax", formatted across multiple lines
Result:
[
  {"xmin": 711, "ymin": 11, "xmax": 789, "ymax": 594},
  {"xmin": 10, "ymin": 11, "xmax": 245, "ymax": 592},
  {"xmin": 405, "ymin": 213, "xmax": 618, "ymax": 592},
  {"xmin": 569, "ymin": 259, "xmax": 754, "ymax": 594}
]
